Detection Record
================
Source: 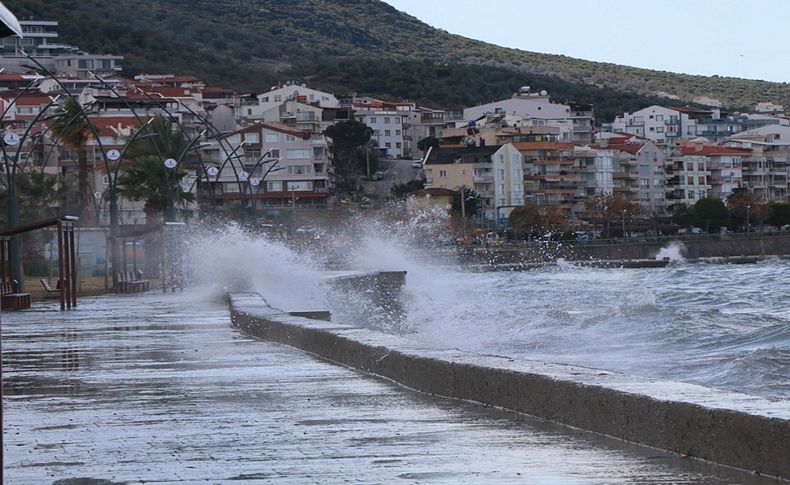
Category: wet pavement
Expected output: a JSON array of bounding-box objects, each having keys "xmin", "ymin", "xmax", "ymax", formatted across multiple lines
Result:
[{"xmin": 1, "ymin": 292, "xmax": 781, "ymax": 484}]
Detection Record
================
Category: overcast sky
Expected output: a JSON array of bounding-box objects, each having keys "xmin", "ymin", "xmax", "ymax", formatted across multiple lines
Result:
[{"xmin": 382, "ymin": 0, "xmax": 789, "ymax": 83}]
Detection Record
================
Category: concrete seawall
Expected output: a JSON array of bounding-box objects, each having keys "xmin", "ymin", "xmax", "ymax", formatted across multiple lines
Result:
[{"xmin": 228, "ymin": 292, "xmax": 790, "ymax": 479}]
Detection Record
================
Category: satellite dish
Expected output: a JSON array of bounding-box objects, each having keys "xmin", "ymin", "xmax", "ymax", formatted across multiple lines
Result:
[
  {"xmin": 93, "ymin": 191, "xmax": 102, "ymax": 200},
  {"xmin": 106, "ymin": 149, "xmax": 121, "ymax": 161},
  {"xmin": 206, "ymin": 166, "xmax": 219, "ymax": 177},
  {"xmin": 239, "ymin": 171, "xmax": 249, "ymax": 181},
  {"xmin": 540, "ymin": 90, "xmax": 548, "ymax": 96},
  {"xmin": 250, "ymin": 177, "xmax": 261, "ymax": 186},
  {"xmin": 163, "ymin": 158, "xmax": 177, "ymax": 169}
]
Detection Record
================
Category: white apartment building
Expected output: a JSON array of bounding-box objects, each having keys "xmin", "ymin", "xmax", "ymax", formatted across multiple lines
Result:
[
  {"xmin": 574, "ymin": 146, "xmax": 615, "ymax": 197},
  {"xmin": 491, "ymin": 144, "xmax": 525, "ymax": 221},
  {"xmin": 247, "ymin": 83, "xmax": 338, "ymax": 119},
  {"xmin": 665, "ymin": 154, "xmax": 711, "ymax": 210},
  {"xmin": 355, "ymin": 108, "xmax": 407, "ymax": 158},
  {"xmin": 463, "ymin": 86, "xmax": 594, "ymax": 145}
]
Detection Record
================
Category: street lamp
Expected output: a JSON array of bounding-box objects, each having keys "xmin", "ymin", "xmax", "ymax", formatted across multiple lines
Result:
[
  {"xmin": 621, "ymin": 209, "xmax": 627, "ymax": 239},
  {"xmin": 746, "ymin": 203, "xmax": 751, "ymax": 234}
]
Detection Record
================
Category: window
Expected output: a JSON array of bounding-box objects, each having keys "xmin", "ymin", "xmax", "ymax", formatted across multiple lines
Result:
[
  {"xmin": 245, "ymin": 133, "xmax": 259, "ymax": 144},
  {"xmin": 656, "ymin": 115, "xmax": 664, "ymax": 122},
  {"xmin": 287, "ymin": 149, "xmax": 311, "ymax": 159},
  {"xmin": 688, "ymin": 176, "xmax": 695, "ymax": 186},
  {"xmin": 393, "ymin": 117, "xmax": 400, "ymax": 124},
  {"xmin": 395, "ymin": 130, "xmax": 401, "ymax": 135},
  {"xmin": 384, "ymin": 117, "xmax": 390, "ymax": 124},
  {"xmin": 269, "ymin": 149, "xmax": 280, "ymax": 158},
  {"xmin": 274, "ymin": 95, "xmax": 282, "ymax": 102},
  {"xmin": 498, "ymin": 169, "xmax": 505, "ymax": 178},
  {"xmin": 285, "ymin": 135, "xmax": 297, "ymax": 142},
  {"xmin": 370, "ymin": 117, "xmax": 377, "ymax": 123},
  {"xmin": 313, "ymin": 147, "xmax": 324, "ymax": 160},
  {"xmin": 265, "ymin": 133, "xmax": 279, "ymax": 143},
  {"xmin": 639, "ymin": 178, "xmax": 649, "ymax": 188},
  {"xmin": 657, "ymin": 127, "xmax": 664, "ymax": 133},
  {"xmin": 511, "ymin": 153, "xmax": 520, "ymax": 164},
  {"xmin": 385, "ymin": 142, "xmax": 391, "ymax": 148},
  {"xmin": 498, "ymin": 184, "xmax": 505, "ymax": 192},
  {"xmin": 267, "ymin": 181, "xmax": 282, "ymax": 191},
  {"xmin": 439, "ymin": 170, "xmax": 447, "ymax": 177},
  {"xmin": 699, "ymin": 176, "xmax": 706, "ymax": 185},
  {"xmin": 225, "ymin": 183, "xmax": 240, "ymax": 193},
  {"xmin": 385, "ymin": 130, "xmax": 391, "ymax": 136},
  {"xmin": 287, "ymin": 165, "xmax": 312, "ymax": 175},
  {"xmin": 395, "ymin": 142, "xmax": 401, "ymax": 149},
  {"xmin": 512, "ymin": 168, "xmax": 521, "ymax": 178}
]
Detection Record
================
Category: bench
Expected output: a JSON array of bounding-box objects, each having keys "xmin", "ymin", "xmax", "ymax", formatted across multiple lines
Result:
[
  {"xmin": 115, "ymin": 271, "xmax": 150, "ymax": 293},
  {"xmin": 1, "ymin": 280, "xmax": 31, "ymax": 310},
  {"xmin": 40, "ymin": 278, "xmax": 61, "ymax": 298}
]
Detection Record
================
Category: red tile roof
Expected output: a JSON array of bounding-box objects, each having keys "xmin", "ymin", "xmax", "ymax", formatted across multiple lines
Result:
[
  {"xmin": 513, "ymin": 142, "xmax": 576, "ymax": 150},
  {"xmin": 679, "ymin": 146, "xmax": 751, "ymax": 156},
  {"xmin": 14, "ymin": 95, "xmax": 52, "ymax": 106}
]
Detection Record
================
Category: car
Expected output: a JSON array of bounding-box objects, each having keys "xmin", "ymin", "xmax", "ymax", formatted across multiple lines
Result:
[
  {"xmin": 411, "ymin": 160, "xmax": 423, "ymax": 169},
  {"xmin": 371, "ymin": 171, "xmax": 385, "ymax": 180}
]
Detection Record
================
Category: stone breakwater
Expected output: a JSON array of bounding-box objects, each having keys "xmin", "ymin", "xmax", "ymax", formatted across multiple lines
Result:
[{"xmin": 228, "ymin": 291, "xmax": 790, "ymax": 480}]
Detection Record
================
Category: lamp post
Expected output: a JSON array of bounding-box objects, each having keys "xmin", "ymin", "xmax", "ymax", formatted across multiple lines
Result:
[
  {"xmin": 746, "ymin": 203, "xmax": 751, "ymax": 234},
  {"xmin": 621, "ymin": 209, "xmax": 627, "ymax": 239}
]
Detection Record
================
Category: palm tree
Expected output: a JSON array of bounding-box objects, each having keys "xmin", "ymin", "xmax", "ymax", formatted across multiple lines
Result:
[
  {"xmin": 49, "ymin": 98, "xmax": 94, "ymax": 221},
  {"xmin": 116, "ymin": 116, "xmax": 195, "ymax": 222}
]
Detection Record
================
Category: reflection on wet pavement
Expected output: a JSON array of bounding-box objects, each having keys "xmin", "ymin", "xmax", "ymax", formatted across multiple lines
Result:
[{"xmin": 1, "ymin": 292, "xmax": 781, "ymax": 483}]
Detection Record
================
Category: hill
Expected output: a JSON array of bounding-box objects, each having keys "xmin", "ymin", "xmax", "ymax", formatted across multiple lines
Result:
[{"xmin": 10, "ymin": 0, "xmax": 790, "ymax": 119}]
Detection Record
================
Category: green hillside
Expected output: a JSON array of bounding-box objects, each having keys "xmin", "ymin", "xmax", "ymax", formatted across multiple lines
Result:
[{"xmin": 10, "ymin": 0, "xmax": 789, "ymax": 117}]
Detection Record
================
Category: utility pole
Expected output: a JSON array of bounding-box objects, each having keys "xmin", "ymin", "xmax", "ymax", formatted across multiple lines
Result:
[{"xmin": 460, "ymin": 186, "xmax": 467, "ymax": 241}]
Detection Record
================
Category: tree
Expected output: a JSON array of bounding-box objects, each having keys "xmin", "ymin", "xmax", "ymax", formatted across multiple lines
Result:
[
  {"xmin": 691, "ymin": 198, "xmax": 729, "ymax": 232},
  {"xmin": 727, "ymin": 190, "xmax": 767, "ymax": 230},
  {"xmin": 50, "ymin": 98, "xmax": 94, "ymax": 221},
  {"xmin": 0, "ymin": 171, "xmax": 62, "ymax": 225},
  {"xmin": 766, "ymin": 201, "xmax": 790, "ymax": 228},
  {"xmin": 508, "ymin": 203, "xmax": 542, "ymax": 232},
  {"xmin": 416, "ymin": 136, "xmax": 440, "ymax": 153},
  {"xmin": 672, "ymin": 203, "xmax": 693, "ymax": 227},
  {"xmin": 390, "ymin": 179, "xmax": 424, "ymax": 199},
  {"xmin": 324, "ymin": 120, "xmax": 373, "ymax": 177},
  {"xmin": 116, "ymin": 116, "xmax": 195, "ymax": 221},
  {"xmin": 450, "ymin": 186, "xmax": 480, "ymax": 217}
]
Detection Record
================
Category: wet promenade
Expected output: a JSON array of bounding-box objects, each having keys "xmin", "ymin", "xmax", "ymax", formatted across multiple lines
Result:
[{"xmin": 1, "ymin": 292, "xmax": 780, "ymax": 483}]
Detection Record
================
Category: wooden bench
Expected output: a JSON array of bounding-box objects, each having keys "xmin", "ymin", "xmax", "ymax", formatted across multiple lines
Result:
[
  {"xmin": 40, "ymin": 278, "xmax": 61, "ymax": 298},
  {"xmin": 1, "ymin": 280, "xmax": 31, "ymax": 310}
]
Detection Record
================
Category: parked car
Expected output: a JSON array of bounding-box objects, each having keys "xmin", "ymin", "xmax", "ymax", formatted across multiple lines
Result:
[
  {"xmin": 372, "ymin": 171, "xmax": 385, "ymax": 180},
  {"xmin": 411, "ymin": 160, "xmax": 423, "ymax": 169}
]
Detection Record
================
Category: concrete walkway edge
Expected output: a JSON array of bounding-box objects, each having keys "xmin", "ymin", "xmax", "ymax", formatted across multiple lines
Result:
[{"xmin": 228, "ymin": 292, "xmax": 790, "ymax": 480}]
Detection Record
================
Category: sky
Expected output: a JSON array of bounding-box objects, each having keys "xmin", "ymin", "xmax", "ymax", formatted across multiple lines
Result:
[{"xmin": 381, "ymin": 0, "xmax": 790, "ymax": 83}]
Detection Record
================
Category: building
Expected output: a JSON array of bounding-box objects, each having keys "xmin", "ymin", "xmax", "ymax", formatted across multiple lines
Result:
[
  {"xmin": 203, "ymin": 122, "xmax": 333, "ymax": 211},
  {"xmin": 423, "ymin": 144, "xmax": 502, "ymax": 219},
  {"xmin": 247, "ymin": 83, "xmax": 338, "ymax": 119},
  {"xmin": 0, "ymin": 20, "xmax": 123, "ymax": 75},
  {"xmin": 595, "ymin": 136, "xmax": 667, "ymax": 215},
  {"xmin": 463, "ymin": 86, "xmax": 594, "ymax": 145},
  {"xmin": 677, "ymin": 143, "xmax": 749, "ymax": 200},
  {"xmin": 514, "ymin": 141, "xmax": 579, "ymax": 217},
  {"xmin": 53, "ymin": 53, "xmax": 123, "ymax": 77}
]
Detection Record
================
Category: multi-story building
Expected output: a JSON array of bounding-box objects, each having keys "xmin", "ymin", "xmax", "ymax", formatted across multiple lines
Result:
[
  {"xmin": 463, "ymin": 86, "xmax": 594, "ymax": 145},
  {"xmin": 574, "ymin": 146, "xmax": 615, "ymax": 197},
  {"xmin": 0, "ymin": 20, "xmax": 123, "ymax": 76},
  {"xmin": 514, "ymin": 141, "xmax": 579, "ymax": 217},
  {"xmin": 490, "ymin": 144, "xmax": 524, "ymax": 222},
  {"xmin": 594, "ymin": 136, "xmax": 667, "ymax": 215},
  {"xmin": 247, "ymin": 83, "xmax": 338, "ymax": 119},
  {"xmin": 607, "ymin": 105, "xmax": 784, "ymax": 145},
  {"xmin": 203, "ymin": 122, "xmax": 332, "ymax": 211},
  {"xmin": 677, "ymin": 143, "xmax": 748, "ymax": 201},
  {"xmin": 354, "ymin": 103, "xmax": 407, "ymax": 158},
  {"xmin": 423, "ymin": 145, "xmax": 502, "ymax": 219},
  {"xmin": 724, "ymin": 125, "xmax": 790, "ymax": 201},
  {"xmin": 664, "ymin": 151, "xmax": 711, "ymax": 211}
]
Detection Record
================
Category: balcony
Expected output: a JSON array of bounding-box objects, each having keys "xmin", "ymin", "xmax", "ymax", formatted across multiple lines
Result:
[{"xmin": 473, "ymin": 175, "xmax": 494, "ymax": 184}]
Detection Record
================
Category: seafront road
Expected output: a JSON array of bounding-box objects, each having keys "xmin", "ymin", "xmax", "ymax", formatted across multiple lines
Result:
[{"xmin": 1, "ymin": 292, "xmax": 779, "ymax": 483}]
